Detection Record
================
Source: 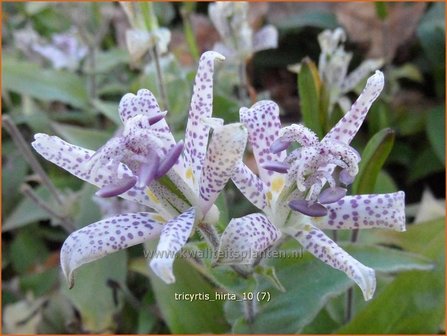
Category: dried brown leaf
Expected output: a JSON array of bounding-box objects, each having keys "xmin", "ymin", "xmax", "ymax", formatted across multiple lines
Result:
[{"xmin": 335, "ymin": 3, "xmax": 426, "ymax": 62}]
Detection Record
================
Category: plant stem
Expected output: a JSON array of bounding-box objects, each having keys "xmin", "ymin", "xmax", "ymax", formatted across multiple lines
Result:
[
  {"xmin": 243, "ymin": 295, "xmax": 257, "ymax": 323},
  {"xmin": 2, "ymin": 116, "xmax": 64, "ymax": 205},
  {"xmin": 345, "ymin": 228, "xmax": 360, "ymax": 321},
  {"xmin": 149, "ymin": 45, "xmax": 169, "ymax": 111},
  {"xmin": 345, "ymin": 285, "xmax": 354, "ymax": 322},
  {"xmin": 238, "ymin": 61, "xmax": 249, "ymax": 103},
  {"xmin": 20, "ymin": 184, "xmax": 75, "ymax": 233},
  {"xmin": 197, "ymin": 222, "xmax": 220, "ymax": 250},
  {"xmin": 180, "ymin": 5, "xmax": 200, "ymax": 63}
]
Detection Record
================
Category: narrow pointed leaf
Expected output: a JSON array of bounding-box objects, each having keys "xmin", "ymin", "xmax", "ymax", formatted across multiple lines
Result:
[
  {"xmin": 298, "ymin": 57, "xmax": 324, "ymax": 138},
  {"xmin": 352, "ymin": 128, "xmax": 395, "ymax": 194}
]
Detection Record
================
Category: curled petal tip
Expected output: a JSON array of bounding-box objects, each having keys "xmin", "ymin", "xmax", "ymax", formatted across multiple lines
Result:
[{"xmin": 289, "ymin": 199, "xmax": 328, "ymax": 217}]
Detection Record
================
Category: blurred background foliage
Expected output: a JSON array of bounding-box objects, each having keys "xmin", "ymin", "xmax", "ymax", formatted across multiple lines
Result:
[{"xmin": 2, "ymin": 2, "xmax": 445, "ymax": 334}]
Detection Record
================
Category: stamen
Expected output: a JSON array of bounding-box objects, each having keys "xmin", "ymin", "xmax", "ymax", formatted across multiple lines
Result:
[
  {"xmin": 270, "ymin": 139, "xmax": 291, "ymax": 154},
  {"xmin": 96, "ymin": 176, "xmax": 137, "ymax": 198},
  {"xmin": 262, "ymin": 161, "xmax": 290, "ymax": 174},
  {"xmin": 156, "ymin": 141, "xmax": 184, "ymax": 178},
  {"xmin": 148, "ymin": 112, "xmax": 167, "ymax": 125},
  {"xmin": 339, "ymin": 169, "xmax": 355, "ymax": 185},
  {"xmin": 318, "ymin": 187, "xmax": 347, "ymax": 204},
  {"xmin": 289, "ymin": 199, "xmax": 328, "ymax": 217},
  {"xmin": 137, "ymin": 156, "xmax": 160, "ymax": 188}
]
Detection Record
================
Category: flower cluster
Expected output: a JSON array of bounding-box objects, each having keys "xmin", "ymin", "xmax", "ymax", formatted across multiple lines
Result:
[
  {"xmin": 32, "ymin": 51, "xmax": 248, "ymax": 286},
  {"xmin": 14, "ymin": 26, "xmax": 87, "ymax": 71},
  {"xmin": 33, "ymin": 49, "xmax": 405, "ymax": 301},
  {"xmin": 218, "ymin": 70, "xmax": 405, "ymax": 300},
  {"xmin": 208, "ymin": 2, "xmax": 278, "ymax": 63},
  {"xmin": 318, "ymin": 28, "xmax": 384, "ymax": 113}
]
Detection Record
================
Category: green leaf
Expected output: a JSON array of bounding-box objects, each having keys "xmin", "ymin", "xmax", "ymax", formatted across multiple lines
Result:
[
  {"xmin": 301, "ymin": 308, "xmax": 341, "ymax": 334},
  {"xmin": 375, "ymin": 2, "xmax": 388, "ymax": 20},
  {"xmin": 51, "ymin": 122, "xmax": 112, "ymax": 149},
  {"xmin": 338, "ymin": 218, "xmax": 445, "ymax": 334},
  {"xmin": 352, "ymin": 128, "xmax": 395, "ymax": 194},
  {"xmin": 9, "ymin": 226, "xmax": 50, "ymax": 274},
  {"xmin": 145, "ymin": 251, "xmax": 229, "ymax": 333},
  {"xmin": 298, "ymin": 58, "xmax": 324, "ymax": 138},
  {"xmin": 2, "ymin": 57, "xmax": 88, "ymax": 108},
  {"xmin": 373, "ymin": 170, "xmax": 398, "ymax": 194},
  {"xmin": 3, "ymin": 187, "xmax": 51, "ymax": 232},
  {"xmin": 226, "ymin": 241, "xmax": 430, "ymax": 333},
  {"xmin": 62, "ymin": 251, "xmax": 128, "ymax": 333},
  {"xmin": 92, "ymin": 99, "xmax": 121, "ymax": 125},
  {"xmin": 2, "ymin": 147, "xmax": 28, "ymax": 218},
  {"xmin": 426, "ymin": 106, "xmax": 445, "ymax": 164},
  {"xmin": 83, "ymin": 49, "xmax": 129, "ymax": 74},
  {"xmin": 408, "ymin": 146, "xmax": 444, "ymax": 182}
]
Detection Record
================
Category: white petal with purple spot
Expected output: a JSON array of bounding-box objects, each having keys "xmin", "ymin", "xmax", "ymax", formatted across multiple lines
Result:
[
  {"xmin": 231, "ymin": 162, "xmax": 268, "ymax": 211},
  {"xmin": 61, "ymin": 212, "xmax": 164, "ymax": 288},
  {"xmin": 199, "ymin": 123, "xmax": 248, "ymax": 215},
  {"xmin": 217, "ymin": 213, "xmax": 281, "ymax": 265},
  {"xmin": 183, "ymin": 51, "xmax": 225, "ymax": 192},
  {"xmin": 315, "ymin": 192, "xmax": 406, "ymax": 231},
  {"xmin": 240, "ymin": 100, "xmax": 286, "ymax": 187},
  {"xmin": 324, "ymin": 71, "xmax": 385, "ymax": 145},
  {"xmin": 287, "ymin": 225, "xmax": 376, "ymax": 300},
  {"xmin": 253, "ymin": 25, "xmax": 278, "ymax": 53},
  {"xmin": 149, "ymin": 208, "xmax": 196, "ymax": 283}
]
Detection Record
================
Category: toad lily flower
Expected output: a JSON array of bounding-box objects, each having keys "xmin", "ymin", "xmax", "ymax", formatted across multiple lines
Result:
[
  {"xmin": 318, "ymin": 28, "xmax": 383, "ymax": 114},
  {"xmin": 32, "ymin": 28, "xmax": 88, "ymax": 71},
  {"xmin": 32, "ymin": 51, "xmax": 248, "ymax": 286},
  {"xmin": 209, "ymin": 2, "xmax": 278, "ymax": 63},
  {"xmin": 218, "ymin": 71, "xmax": 406, "ymax": 300},
  {"xmin": 120, "ymin": 2, "xmax": 171, "ymax": 65}
]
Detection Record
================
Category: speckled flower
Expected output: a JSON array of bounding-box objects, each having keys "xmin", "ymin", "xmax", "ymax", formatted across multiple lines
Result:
[
  {"xmin": 120, "ymin": 2, "xmax": 171, "ymax": 65},
  {"xmin": 318, "ymin": 28, "xmax": 384, "ymax": 114},
  {"xmin": 32, "ymin": 51, "xmax": 248, "ymax": 286},
  {"xmin": 32, "ymin": 28, "xmax": 88, "ymax": 71},
  {"xmin": 218, "ymin": 71, "xmax": 406, "ymax": 300},
  {"xmin": 208, "ymin": 2, "xmax": 278, "ymax": 63}
]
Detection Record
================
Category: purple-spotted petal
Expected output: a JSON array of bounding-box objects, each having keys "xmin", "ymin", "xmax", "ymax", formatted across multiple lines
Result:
[
  {"xmin": 252, "ymin": 25, "xmax": 278, "ymax": 53},
  {"xmin": 183, "ymin": 51, "xmax": 225, "ymax": 192},
  {"xmin": 289, "ymin": 200, "xmax": 328, "ymax": 217},
  {"xmin": 31, "ymin": 134, "xmax": 158, "ymax": 209},
  {"xmin": 149, "ymin": 208, "xmax": 196, "ymax": 283},
  {"xmin": 324, "ymin": 71, "xmax": 385, "ymax": 145},
  {"xmin": 341, "ymin": 58, "xmax": 384, "ymax": 94},
  {"xmin": 118, "ymin": 89, "xmax": 174, "ymax": 142},
  {"xmin": 315, "ymin": 191, "xmax": 406, "ymax": 231},
  {"xmin": 231, "ymin": 162, "xmax": 269, "ymax": 211},
  {"xmin": 199, "ymin": 123, "xmax": 248, "ymax": 215},
  {"xmin": 318, "ymin": 187, "xmax": 347, "ymax": 204},
  {"xmin": 61, "ymin": 212, "xmax": 164, "ymax": 288},
  {"xmin": 216, "ymin": 213, "xmax": 281, "ymax": 265},
  {"xmin": 288, "ymin": 226, "xmax": 376, "ymax": 300},
  {"xmin": 240, "ymin": 100, "xmax": 287, "ymax": 186}
]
